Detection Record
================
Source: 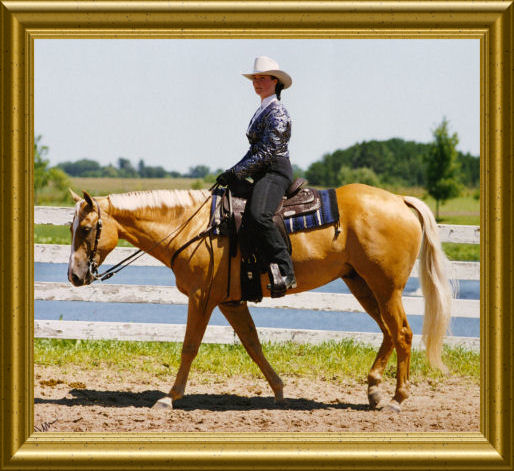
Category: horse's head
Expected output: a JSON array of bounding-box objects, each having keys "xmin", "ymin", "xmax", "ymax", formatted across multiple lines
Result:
[{"xmin": 68, "ymin": 189, "xmax": 119, "ymax": 286}]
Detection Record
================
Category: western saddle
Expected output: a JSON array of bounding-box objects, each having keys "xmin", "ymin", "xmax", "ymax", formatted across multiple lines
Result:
[{"xmin": 215, "ymin": 177, "xmax": 322, "ymax": 302}]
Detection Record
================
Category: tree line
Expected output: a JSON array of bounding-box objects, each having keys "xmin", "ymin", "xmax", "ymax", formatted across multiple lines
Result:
[
  {"xmin": 55, "ymin": 156, "xmax": 306, "ymax": 182},
  {"xmin": 50, "ymin": 137, "xmax": 478, "ymax": 190},
  {"xmin": 56, "ymin": 157, "xmax": 218, "ymax": 180},
  {"xmin": 304, "ymin": 136, "xmax": 479, "ymax": 189}
]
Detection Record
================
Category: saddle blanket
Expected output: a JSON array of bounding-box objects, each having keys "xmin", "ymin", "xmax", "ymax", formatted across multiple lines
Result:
[{"xmin": 210, "ymin": 187, "xmax": 339, "ymax": 235}]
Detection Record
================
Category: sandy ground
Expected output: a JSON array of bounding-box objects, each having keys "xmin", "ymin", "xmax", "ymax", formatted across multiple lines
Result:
[{"xmin": 34, "ymin": 365, "xmax": 479, "ymax": 433}]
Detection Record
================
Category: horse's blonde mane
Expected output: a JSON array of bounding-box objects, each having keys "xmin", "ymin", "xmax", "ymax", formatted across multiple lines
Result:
[{"xmin": 108, "ymin": 189, "xmax": 210, "ymax": 218}]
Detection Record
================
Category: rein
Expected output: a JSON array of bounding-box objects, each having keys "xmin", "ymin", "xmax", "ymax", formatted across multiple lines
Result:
[{"xmin": 86, "ymin": 186, "xmax": 220, "ymax": 283}]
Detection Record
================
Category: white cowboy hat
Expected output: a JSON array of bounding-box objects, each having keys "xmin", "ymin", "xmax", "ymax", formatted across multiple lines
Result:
[{"xmin": 242, "ymin": 56, "xmax": 293, "ymax": 89}]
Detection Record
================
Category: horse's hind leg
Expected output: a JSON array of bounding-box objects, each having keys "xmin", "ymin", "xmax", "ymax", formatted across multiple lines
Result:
[
  {"xmin": 219, "ymin": 302, "xmax": 284, "ymax": 401},
  {"xmin": 377, "ymin": 290, "xmax": 413, "ymax": 412},
  {"xmin": 342, "ymin": 272, "xmax": 394, "ymax": 409}
]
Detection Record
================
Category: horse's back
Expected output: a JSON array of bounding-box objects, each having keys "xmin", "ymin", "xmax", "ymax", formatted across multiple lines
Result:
[{"xmin": 336, "ymin": 183, "xmax": 421, "ymax": 235}]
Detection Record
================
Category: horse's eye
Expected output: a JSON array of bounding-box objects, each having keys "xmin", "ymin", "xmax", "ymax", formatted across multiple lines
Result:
[{"xmin": 81, "ymin": 226, "xmax": 92, "ymax": 234}]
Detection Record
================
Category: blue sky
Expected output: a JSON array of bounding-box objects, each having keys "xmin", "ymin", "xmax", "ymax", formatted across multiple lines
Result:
[{"xmin": 35, "ymin": 39, "xmax": 479, "ymax": 174}]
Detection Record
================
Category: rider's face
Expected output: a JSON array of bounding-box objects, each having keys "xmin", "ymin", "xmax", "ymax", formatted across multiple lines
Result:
[{"xmin": 252, "ymin": 75, "xmax": 277, "ymax": 100}]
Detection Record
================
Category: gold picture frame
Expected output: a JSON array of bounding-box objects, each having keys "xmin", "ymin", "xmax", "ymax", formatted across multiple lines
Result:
[{"xmin": 1, "ymin": 1, "xmax": 512, "ymax": 469}]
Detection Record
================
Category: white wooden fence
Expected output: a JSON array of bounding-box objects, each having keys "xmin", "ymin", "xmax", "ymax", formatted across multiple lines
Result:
[{"xmin": 34, "ymin": 206, "xmax": 480, "ymax": 352}]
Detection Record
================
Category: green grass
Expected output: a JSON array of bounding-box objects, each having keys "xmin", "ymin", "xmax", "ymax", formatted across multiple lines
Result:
[
  {"xmin": 34, "ymin": 338, "xmax": 480, "ymax": 384},
  {"xmin": 420, "ymin": 192, "xmax": 480, "ymax": 226},
  {"xmin": 390, "ymin": 187, "xmax": 480, "ymax": 226},
  {"xmin": 443, "ymin": 243, "xmax": 480, "ymax": 261},
  {"xmin": 34, "ymin": 224, "xmax": 72, "ymax": 245},
  {"xmin": 34, "ymin": 224, "xmax": 133, "ymax": 247}
]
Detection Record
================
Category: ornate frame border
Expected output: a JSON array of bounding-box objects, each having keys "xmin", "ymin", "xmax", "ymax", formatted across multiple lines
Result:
[{"xmin": 1, "ymin": 1, "xmax": 512, "ymax": 470}]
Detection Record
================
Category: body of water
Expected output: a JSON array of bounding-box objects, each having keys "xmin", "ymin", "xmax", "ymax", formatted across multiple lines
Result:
[{"xmin": 35, "ymin": 263, "xmax": 480, "ymax": 338}]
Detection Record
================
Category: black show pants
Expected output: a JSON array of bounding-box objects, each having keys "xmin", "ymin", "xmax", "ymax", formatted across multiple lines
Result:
[{"xmin": 244, "ymin": 171, "xmax": 294, "ymax": 277}]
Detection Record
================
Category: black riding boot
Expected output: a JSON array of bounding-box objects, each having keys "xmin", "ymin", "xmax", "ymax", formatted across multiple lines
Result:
[{"xmin": 245, "ymin": 172, "xmax": 296, "ymax": 294}]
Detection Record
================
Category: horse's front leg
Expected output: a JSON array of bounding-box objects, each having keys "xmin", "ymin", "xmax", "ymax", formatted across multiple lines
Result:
[
  {"xmin": 219, "ymin": 302, "xmax": 284, "ymax": 402},
  {"xmin": 153, "ymin": 291, "xmax": 214, "ymax": 409}
]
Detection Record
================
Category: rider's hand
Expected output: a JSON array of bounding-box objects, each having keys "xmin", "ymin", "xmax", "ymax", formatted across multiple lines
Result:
[{"xmin": 216, "ymin": 171, "xmax": 233, "ymax": 186}]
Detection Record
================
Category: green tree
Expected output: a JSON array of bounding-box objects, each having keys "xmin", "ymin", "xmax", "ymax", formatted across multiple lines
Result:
[
  {"xmin": 117, "ymin": 157, "xmax": 138, "ymax": 178},
  {"xmin": 138, "ymin": 159, "xmax": 146, "ymax": 175},
  {"xmin": 458, "ymin": 152, "xmax": 480, "ymax": 188},
  {"xmin": 34, "ymin": 135, "xmax": 50, "ymax": 195},
  {"xmin": 137, "ymin": 159, "xmax": 167, "ymax": 178},
  {"xmin": 101, "ymin": 164, "xmax": 119, "ymax": 177},
  {"xmin": 338, "ymin": 166, "xmax": 380, "ymax": 187},
  {"xmin": 305, "ymin": 160, "xmax": 329, "ymax": 186},
  {"xmin": 34, "ymin": 135, "xmax": 70, "ymax": 203},
  {"xmin": 305, "ymin": 139, "xmax": 428, "ymax": 188},
  {"xmin": 57, "ymin": 158, "xmax": 102, "ymax": 177},
  {"xmin": 187, "ymin": 165, "xmax": 210, "ymax": 179},
  {"xmin": 303, "ymin": 136, "xmax": 478, "ymax": 190},
  {"xmin": 424, "ymin": 118, "xmax": 462, "ymax": 220}
]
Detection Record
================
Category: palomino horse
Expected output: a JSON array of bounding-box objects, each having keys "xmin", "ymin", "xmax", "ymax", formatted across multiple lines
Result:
[{"xmin": 68, "ymin": 184, "xmax": 452, "ymax": 413}]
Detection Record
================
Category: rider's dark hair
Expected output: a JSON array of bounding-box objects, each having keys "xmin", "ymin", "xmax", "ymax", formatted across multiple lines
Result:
[{"xmin": 272, "ymin": 76, "xmax": 285, "ymax": 100}]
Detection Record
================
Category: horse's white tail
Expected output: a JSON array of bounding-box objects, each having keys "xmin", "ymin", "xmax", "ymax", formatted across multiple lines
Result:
[{"xmin": 403, "ymin": 196, "xmax": 453, "ymax": 372}]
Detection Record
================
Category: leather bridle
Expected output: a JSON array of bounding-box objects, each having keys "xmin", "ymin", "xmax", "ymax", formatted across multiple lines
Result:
[{"xmin": 86, "ymin": 198, "xmax": 110, "ymax": 281}]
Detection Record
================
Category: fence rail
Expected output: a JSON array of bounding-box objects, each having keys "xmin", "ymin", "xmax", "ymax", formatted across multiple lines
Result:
[
  {"xmin": 35, "ymin": 281, "xmax": 479, "ymax": 318},
  {"xmin": 34, "ymin": 206, "xmax": 480, "ymax": 350},
  {"xmin": 34, "ymin": 319, "xmax": 480, "ymax": 352}
]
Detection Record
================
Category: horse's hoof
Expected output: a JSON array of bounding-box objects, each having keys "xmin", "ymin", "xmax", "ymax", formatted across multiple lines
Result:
[
  {"xmin": 274, "ymin": 394, "xmax": 286, "ymax": 403},
  {"xmin": 382, "ymin": 400, "xmax": 401, "ymax": 414},
  {"xmin": 152, "ymin": 396, "xmax": 173, "ymax": 410},
  {"xmin": 368, "ymin": 386, "xmax": 383, "ymax": 409},
  {"xmin": 368, "ymin": 391, "xmax": 383, "ymax": 409}
]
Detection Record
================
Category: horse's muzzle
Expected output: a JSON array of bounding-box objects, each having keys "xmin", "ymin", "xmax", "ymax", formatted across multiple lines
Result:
[
  {"xmin": 69, "ymin": 268, "xmax": 93, "ymax": 286},
  {"xmin": 70, "ymin": 271, "xmax": 86, "ymax": 286}
]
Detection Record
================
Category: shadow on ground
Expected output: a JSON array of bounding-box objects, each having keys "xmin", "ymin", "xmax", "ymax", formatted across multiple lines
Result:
[{"xmin": 35, "ymin": 388, "xmax": 369, "ymax": 411}]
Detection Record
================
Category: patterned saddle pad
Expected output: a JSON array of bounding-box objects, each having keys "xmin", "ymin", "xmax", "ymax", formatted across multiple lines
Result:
[{"xmin": 210, "ymin": 186, "xmax": 339, "ymax": 235}]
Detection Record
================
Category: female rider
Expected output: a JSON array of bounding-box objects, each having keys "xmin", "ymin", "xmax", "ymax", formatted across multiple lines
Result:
[{"xmin": 217, "ymin": 56, "xmax": 296, "ymax": 296}]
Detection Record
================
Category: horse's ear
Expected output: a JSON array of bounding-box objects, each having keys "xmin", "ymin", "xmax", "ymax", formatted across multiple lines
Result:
[
  {"xmin": 69, "ymin": 188, "xmax": 81, "ymax": 203},
  {"xmin": 82, "ymin": 191, "xmax": 94, "ymax": 208}
]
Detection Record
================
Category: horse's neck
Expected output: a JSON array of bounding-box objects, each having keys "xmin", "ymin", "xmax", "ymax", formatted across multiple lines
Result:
[
  {"xmin": 117, "ymin": 208, "xmax": 185, "ymax": 244},
  {"xmin": 107, "ymin": 192, "xmax": 209, "ymax": 267}
]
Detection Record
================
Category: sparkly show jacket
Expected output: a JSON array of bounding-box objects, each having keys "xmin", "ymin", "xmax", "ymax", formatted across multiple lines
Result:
[{"xmin": 229, "ymin": 101, "xmax": 293, "ymax": 182}]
